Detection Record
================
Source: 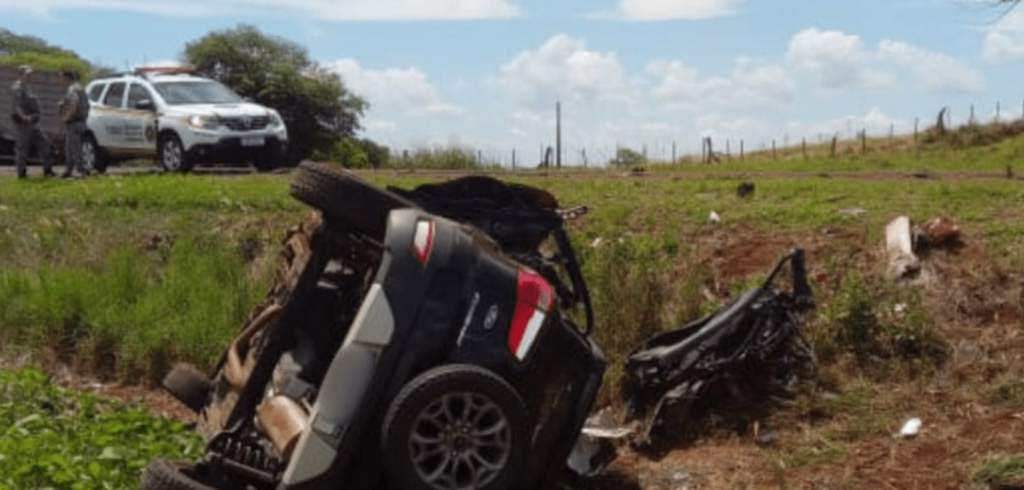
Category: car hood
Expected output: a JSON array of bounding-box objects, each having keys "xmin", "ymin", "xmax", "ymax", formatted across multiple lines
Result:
[{"xmin": 163, "ymin": 103, "xmax": 272, "ymax": 118}]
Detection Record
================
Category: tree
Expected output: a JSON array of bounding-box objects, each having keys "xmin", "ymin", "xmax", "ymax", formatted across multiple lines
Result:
[
  {"xmin": 183, "ymin": 25, "xmax": 367, "ymax": 163},
  {"xmin": 0, "ymin": 28, "xmax": 110, "ymax": 82}
]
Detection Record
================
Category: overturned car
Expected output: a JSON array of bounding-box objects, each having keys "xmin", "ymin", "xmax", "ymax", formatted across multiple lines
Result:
[{"xmin": 146, "ymin": 162, "xmax": 605, "ymax": 490}]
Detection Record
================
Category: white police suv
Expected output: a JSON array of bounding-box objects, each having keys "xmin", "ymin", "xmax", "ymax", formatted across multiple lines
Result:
[{"xmin": 83, "ymin": 67, "xmax": 288, "ymax": 172}]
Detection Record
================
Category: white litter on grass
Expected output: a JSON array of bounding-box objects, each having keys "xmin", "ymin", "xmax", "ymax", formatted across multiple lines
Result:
[
  {"xmin": 899, "ymin": 417, "xmax": 921, "ymax": 438},
  {"xmin": 708, "ymin": 211, "xmax": 721, "ymax": 224}
]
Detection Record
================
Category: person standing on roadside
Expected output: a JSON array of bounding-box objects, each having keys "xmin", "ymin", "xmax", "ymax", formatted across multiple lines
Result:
[
  {"xmin": 11, "ymin": 65, "xmax": 56, "ymax": 179},
  {"xmin": 58, "ymin": 69, "xmax": 91, "ymax": 179}
]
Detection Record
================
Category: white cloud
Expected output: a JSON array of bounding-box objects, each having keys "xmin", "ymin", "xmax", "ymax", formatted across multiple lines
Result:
[
  {"xmin": 2, "ymin": 0, "xmax": 522, "ymax": 20},
  {"xmin": 498, "ymin": 34, "xmax": 632, "ymax": 108},
  {"xmin": 594, "ymin": 0, "xmax": 744, "ymax": 20},
  {"xmin": 327, "ymin": 59, "xmax": 462, "ymax": 117},
  {"xmin": 983, "ymin": 9, "xmax": 1024, "ymax": 62},
  {"xmin": 787, "ymin": 28, "xmax": 894, "ymax": 91},
  {"xmin": 878, "ymin": 40, "xmax": 984, "ymax": 94},
  {"xmin": 787, "ymin": 28, "xmax": 983, "ymax": 95},
  {"xmin": 647, "ymin": 58, "xmax": 794, "ymax": 112}
]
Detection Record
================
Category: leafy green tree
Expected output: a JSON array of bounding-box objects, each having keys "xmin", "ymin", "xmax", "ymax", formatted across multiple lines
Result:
[
  {"xmin": 183, "ymin": 25, "xmax": 367, "ymax": 163},
  {"xmin": 610, "ymin": 147, "xmax": 645, "ymax": 167},
  {"xmin": 0, "ymin": 28, "xmax": 110, "ymax": 81}
]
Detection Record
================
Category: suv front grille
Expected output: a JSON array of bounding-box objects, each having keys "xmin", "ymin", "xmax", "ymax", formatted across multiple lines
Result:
[{"xmin": 221, "ymin": 116, "xmax": 270, "ymax": 131}]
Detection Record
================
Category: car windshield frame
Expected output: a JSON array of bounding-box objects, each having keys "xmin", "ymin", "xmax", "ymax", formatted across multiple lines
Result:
[{"xmin": 151, "ymin": 80, "xmax": 244, "ymax": 105}]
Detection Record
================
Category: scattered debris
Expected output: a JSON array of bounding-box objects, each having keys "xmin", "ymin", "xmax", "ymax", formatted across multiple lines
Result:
[
  {"xmin": 838, "ymin": 207, "xmax": 866, "ymax": 217},
  {"xmin": 623, "ymin": 248, "xmax": 816, "ymax": 450},
  {"xmin": 708, "ymin": 211, "xmax": 721, "ymax": 224},
  {"xmin": 567, "ymin": 408, "xmax": 631, "ymax": 477},
  {"xmin": 899, "ymin": 417, "xmax": 922, "ymax": 438},
  {"xmin": 920, "ymin": 216, "xmax": 962, "ymax": 248},
  {"xmin": 591, "ymin": 237, "xmax": 604, "ymax": 248},
  {"xmin": 736, "ymin": 182, "xmax": 755, "ymax": 198},
  {"xmin": 885, "ymin": 216, "xmax": 921, "ymax": 280}
]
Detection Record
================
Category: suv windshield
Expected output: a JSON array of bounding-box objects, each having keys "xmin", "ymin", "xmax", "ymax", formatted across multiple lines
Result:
[{"xmin": 151, "ymin": 81, "xmax": 244, "ymax": 105}]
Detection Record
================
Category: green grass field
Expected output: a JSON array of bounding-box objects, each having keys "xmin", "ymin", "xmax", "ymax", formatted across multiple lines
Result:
[{"xmin": 1, "ymin": 125, "xmax": 1024, "ymax": 487}]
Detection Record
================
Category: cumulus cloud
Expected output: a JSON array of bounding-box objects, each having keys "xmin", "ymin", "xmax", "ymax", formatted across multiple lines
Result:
[
  {"xmin": 787, "ymin": 28, "xmax": 983, "ymax": 95},
  {"xmin": 2, "ymin": 0, "xmax": 522, "ymax": 20},
  {"xmin": 787, "ymin": 28, "xmax": 894, "ymax": 91},
  {"xmin": 983, "ymin": 9, "xmax": 1024, "ymax": 62},
  {"xmin": 593, "ymin": 0, "xmax": 744, "ymax": 20},
  {"xmin": 497, "ymin": 34, "xmax": 632, "ymax": 108},
  {"xmin": 878, "ymin": 40, "xmax": 984, "ymax": 94},
  {"xmin": 327, "ymin": 59, "xmax": 462, "ymax": 117},
  {"xmin": 647, "ymin": 58, "xmax": 795, "ymax": 112}
]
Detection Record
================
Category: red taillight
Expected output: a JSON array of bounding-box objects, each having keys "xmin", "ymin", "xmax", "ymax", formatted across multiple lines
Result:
[
  {"xmin": 412, "ymin": 220, "xmax": 434, "ymax": 264},
  {"xmin": 508, "ymin": 268, "xmax": 555, "ymax": 361}
]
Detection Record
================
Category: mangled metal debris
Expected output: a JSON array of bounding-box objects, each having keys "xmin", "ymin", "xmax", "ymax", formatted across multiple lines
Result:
[{"xmin": 623, "ymin": 248, "xmax": 816, "ymax": 449}]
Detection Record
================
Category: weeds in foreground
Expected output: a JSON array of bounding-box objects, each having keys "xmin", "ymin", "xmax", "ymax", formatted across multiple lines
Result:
[
  {"xmin": 0, "ymin": 235, "xmax": 266, "ymax": 382},
  {"xmin": 975, "ymin": 455, "xmax": 1024, "ymax": 485},
  {"xmin": 0, "ymin": 367, "xmax": 202, "ymax": 489}
]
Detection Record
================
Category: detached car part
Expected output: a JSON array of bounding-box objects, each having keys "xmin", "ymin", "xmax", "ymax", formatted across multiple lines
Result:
[
  {"xmin": 147, "ymin": 162, "xmax": 605, "ymax": 490},
  {"xmin": 624, "ymin": 248, "xmax": 815, "ymax": 448}
]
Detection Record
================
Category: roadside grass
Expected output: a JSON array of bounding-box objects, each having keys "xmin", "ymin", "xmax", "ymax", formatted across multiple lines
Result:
[
  {"xmin": 0, "ymin": 367, "xmax": 202, "ymax": 489},
  {"xmin": 2, "ymin": 156, "xmax": 1024, "ymax": 484},
  {"xmin": 646, "ymin": 120, "xmax": 1024, "ymax": 174},
  {"xmin": 975, "ymin": 455, "xmax": 1024, "ymax": 486}
]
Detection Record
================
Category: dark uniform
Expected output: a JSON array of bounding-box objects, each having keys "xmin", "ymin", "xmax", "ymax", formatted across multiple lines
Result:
[
  {"xmin": 11, "ymin": 78, "xmax": 55, "ymax": 178},
  {"xmin": 59, "ymin": 81, "xmax": 91, "ymax": 177}
]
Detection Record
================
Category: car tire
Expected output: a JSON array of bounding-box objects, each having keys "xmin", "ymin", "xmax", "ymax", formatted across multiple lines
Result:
[
  {"xmin": 253, "ymin": 144, "xmax": 284, "ymax": 172},
  {"xmin": 81, "ymin": 134, "xmax": 107, "ymax": 174},
  {"xmin": 381, "ymin": 365, "xmax": 530, "ymax": 490},
  {"xmin": 140, "ymin": 459, "xmax": 217, "ymax": 490},
  {"xmin": 290, "ymin": 161, "xmax": 416, "ymax": 238},
  {"xmin": 162, "ymin": 363, "xmax": 213, "ymax": 413},
  {"xmin": 159, "ymin": 133, "xmax": 193, "ymax": 173}
]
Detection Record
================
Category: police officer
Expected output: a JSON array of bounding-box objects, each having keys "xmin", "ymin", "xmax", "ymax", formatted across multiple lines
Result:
[
  {"xmin": 58, "ymin": 69, "xmax": 91, "ymax": 179},
  {"xmin": 11, "ymin": 65, "xmax": 56, "ymax": 179}
]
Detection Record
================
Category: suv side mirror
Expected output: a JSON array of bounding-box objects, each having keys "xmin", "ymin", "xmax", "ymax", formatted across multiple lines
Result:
[{"xmin": 136, "ymin": 99, "xmax": 155, "ymax": 111}]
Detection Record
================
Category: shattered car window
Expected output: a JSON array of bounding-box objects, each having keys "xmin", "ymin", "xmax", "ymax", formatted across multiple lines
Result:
[{"xmin": 152, "ymin": 81, "xmax": 244, "ymax": 105}]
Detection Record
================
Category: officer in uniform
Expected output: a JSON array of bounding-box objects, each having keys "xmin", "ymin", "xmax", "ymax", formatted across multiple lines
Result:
[
  {"xmin": 11, "ymin": 65, "xmax": 55, "ymax": 179},
  {"xmin": 58, "ymin": 69, "xmax": 91, "ymax": 178}
]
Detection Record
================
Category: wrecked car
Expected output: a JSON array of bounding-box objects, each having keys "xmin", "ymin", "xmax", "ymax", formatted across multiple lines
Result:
[
  {"xmin": 624, "ymin": 248, "xmax": 816, "ymax": 449},
  {"xmin": 145, "ymin": 161, "xmax": 605, "ymax": 490}
]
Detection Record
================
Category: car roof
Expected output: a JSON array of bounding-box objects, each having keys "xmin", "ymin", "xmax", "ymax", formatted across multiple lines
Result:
[{"xmin": 88, "ymin": 73, "xmax": 213, "ymax": 85}]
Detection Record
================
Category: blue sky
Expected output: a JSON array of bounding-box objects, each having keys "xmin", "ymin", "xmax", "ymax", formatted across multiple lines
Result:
[{"xmin": 6, "ymin": 0, "xmax": 1024, "ymax": 165}]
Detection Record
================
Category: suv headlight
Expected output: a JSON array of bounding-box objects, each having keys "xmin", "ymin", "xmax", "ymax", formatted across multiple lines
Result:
[
  {"xmin": 269, "ymin": 112, "xmax": 283, "ymax": 128},
  {"xmin": 188, "ymin": 115, "xmax": 220, "ymax": 130}
]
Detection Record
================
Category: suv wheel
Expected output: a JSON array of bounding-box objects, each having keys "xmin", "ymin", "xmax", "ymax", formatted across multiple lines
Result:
[
  {"xmin": 81, "ymin": 134, "xmax": 107, "ymax": 174},
  {"xmin": 290, "ymin": 161, "xmax": 416, "ymax": 238},
  {"xmin": 141, "ymin": 459, "xmax": 216, "ymax": 490},
  {"xmin": 381, "ymin": 365, "xmax": 529, "ymax": 490},
  {"xmin": 159, "ymin": 133, "xmax": 192, "ymax": 173}
]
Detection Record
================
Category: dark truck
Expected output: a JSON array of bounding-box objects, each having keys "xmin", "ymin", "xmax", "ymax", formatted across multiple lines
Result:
[{"xmin": 0, "ymin": 65, "xmax": 66, "ymax": 166}]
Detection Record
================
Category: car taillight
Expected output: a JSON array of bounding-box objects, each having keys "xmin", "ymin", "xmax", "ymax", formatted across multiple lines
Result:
[
  {"xmin": 508, "ymin": 268, "xmax": 555, "ymax": 361},
  {"xmin": 412, "ymin": 219, "xmax": 434, "ymax": 264}
]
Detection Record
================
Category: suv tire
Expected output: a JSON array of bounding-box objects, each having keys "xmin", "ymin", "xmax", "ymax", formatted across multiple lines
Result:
[
  {"xmin": 159, "ymin": 133, "xmax": 193, "ymax": 173},
  {"xmin": 141, "ymin": 459, "xmax": 217, "ymax": 490},
  {"xmin": 381, "ymin": 365, "xmax": 530, "ymax": 490},
  {"xmin": 81, "ymin": 134, "xmax": 107, "ymax": 174},
  {"xmin": 290, "ymin": 161, "xmax": 416, "ymax": 238},
  {"xmin": 162, "ymin": 363, "xmax": 213, "ymax": 413}
]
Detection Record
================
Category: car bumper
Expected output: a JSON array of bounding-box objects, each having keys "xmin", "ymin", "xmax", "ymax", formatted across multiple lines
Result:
[{"xmin": 185, "ymin": 135, "xmax": 287, "ymax": 164}]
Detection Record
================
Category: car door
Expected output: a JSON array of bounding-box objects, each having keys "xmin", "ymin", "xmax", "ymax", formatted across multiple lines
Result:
[
  {"xmin": 123, "ymin": 82, "xmax": 158, "ymax": 156},
  {"xmin": 95, "ymin": 81, "xmax": 127, "ymax": 151}
]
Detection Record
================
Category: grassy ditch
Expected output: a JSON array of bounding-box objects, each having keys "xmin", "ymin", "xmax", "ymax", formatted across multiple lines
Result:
[
  {"xmin": 2, "ymin": 170, "xmax": 1023, "ymax": 381},
  {"xmin": 0, "ymin": 367, "xmax": 202, "ymax": 489}
]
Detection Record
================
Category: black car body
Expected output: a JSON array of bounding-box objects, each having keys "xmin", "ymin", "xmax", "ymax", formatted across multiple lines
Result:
[{"xmin": 148, "ymin": 162, "xmax": 605, "ymax": 490}]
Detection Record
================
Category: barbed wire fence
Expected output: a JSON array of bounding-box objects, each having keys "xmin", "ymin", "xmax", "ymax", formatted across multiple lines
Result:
[{"xmin": 385, "ymin": 100, "xmax": 1024, "ymax": 171}]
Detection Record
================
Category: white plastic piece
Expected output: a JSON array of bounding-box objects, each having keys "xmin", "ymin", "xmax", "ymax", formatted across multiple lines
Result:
[
  {"xmin": 708, "ymin": 211, "xmax": 721, "ymax": 224},
  {"xmin": 899, "ymin": 417, "xmax": 921, "ymax": 438}
]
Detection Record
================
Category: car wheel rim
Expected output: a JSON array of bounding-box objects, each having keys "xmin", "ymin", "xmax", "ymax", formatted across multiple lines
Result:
[
  {"xmin": 82, "ymin": 141, "xmax": 95, "ymax": 169},
  {"xmin": 409, "ymin": 392, "xmax": 511, "ymax": 490},
  {"xmin": 163, "ymin": 139, "xmax": 181, "ymax": 171}
]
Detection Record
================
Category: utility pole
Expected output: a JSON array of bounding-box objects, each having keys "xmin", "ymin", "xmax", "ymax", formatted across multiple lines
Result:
[{"xmin": 556, "ymin": 101, "xmax": 562, "ymax": 169}]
